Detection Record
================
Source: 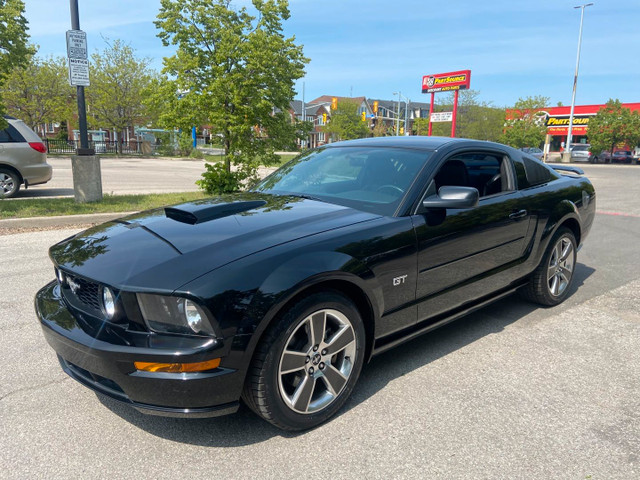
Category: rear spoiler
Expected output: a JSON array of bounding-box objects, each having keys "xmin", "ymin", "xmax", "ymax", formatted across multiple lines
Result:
[{"xmin": 548, "ymin": 164, "xmax": 584, "ymax": 175}]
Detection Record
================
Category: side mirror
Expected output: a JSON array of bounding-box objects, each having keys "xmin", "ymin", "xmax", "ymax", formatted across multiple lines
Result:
[{"xmin": 422, "ymin": 186, "xmax": 479, "ymax": 210}]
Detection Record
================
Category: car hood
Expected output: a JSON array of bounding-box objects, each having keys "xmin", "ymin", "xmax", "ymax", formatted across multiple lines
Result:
[{"xmin": 50, "ymin": 192, "xmax": 379, "ymax": 292}]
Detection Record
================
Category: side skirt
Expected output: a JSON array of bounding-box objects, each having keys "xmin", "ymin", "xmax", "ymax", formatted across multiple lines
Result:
[{"xmin": 371, "ymin": 283, "xmax": 526, "ymax": 357}]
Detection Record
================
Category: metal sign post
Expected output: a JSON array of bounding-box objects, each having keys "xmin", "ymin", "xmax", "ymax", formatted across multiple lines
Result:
[
  {"xmin": 68, "ymin": 0, "xmax": 101, "ymax": 203},
  {"xmin": 68, "ymin": 0, "xmax": 93, "ymax": 156}
]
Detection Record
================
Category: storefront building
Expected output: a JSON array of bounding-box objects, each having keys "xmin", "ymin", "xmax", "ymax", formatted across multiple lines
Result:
[{"xmin": 542, "ymin": 102, "xmax": 640, "ymax": 152}]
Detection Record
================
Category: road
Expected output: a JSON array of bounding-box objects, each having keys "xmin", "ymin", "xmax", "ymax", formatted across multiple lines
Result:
[
  {"xmin": 1, "ymin": 165, "xmax": 639, "ymax": 479},
  {"xmin": 12, "ymin": 156, "xmax": 206, "ymax": 198}
]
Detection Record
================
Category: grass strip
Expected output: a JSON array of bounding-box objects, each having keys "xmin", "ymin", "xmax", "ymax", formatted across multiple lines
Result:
[{"xmin": 0, "ymin": 192, "xmax": 209, "ymax": 219}]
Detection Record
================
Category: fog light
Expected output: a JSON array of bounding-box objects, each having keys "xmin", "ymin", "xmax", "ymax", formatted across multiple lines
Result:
[
  {"xmin": 134, "ymin": 358, "xmax": 221, "ymax": 373},
  {"xmin": 102, "ymin": 287, "xmax": 116, "ymax": 319}
]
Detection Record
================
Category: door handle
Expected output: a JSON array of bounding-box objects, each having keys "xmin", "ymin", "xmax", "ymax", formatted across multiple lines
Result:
[{"xmin": 509, "ymin": 209, "xmax": 527, "ymax": 220}]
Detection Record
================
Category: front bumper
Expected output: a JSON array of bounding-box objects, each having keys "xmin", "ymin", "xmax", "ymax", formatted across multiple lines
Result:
[{"xmin": 35, "ymin": 281, "xmax": 242, "ymax": 418}]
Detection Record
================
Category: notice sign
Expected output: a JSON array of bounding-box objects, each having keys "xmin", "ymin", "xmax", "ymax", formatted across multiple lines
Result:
[
  {"xmin": 66, "ymin": 30, "xmax": 88, "ymax": 59},
  {"xmin": 68, "ymin": 58, "xmax": 90, "ymax": 86},
  {"xmin": 66, "ymin": 30, "xmax": 89, "ymax": 86},
  {"xmin": 430, "ymin": 111, "xmax": 453, "ymax": 122}
]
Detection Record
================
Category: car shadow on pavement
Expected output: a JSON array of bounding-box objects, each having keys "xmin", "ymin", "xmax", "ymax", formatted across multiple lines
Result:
[
  {"xmin": 98, "ymin": 262, "xmax": 594, "ymax": 447},
  {"xmin": 13, "ymin": 187, "xmax": 74, "ymax": 198}
]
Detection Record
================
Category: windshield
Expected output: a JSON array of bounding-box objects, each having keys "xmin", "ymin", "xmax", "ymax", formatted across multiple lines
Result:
[
  {"xmin": 572, "ymin": 145, "xmax": 589, "ymax": 151},
  {"xmin": 253, "ymin": 146, "xmax": 430, "ymax": 216}
]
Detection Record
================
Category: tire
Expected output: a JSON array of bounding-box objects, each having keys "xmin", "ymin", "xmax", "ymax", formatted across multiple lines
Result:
[
  {"xmin": 521, "ymin": 227, "xmax": 577, "ymax": 306},
  {"xmin": 0, "ymin": 168, "xmax": 20, "ymax": 198},
  {"xmin": 242, "ymin": 290, "xmax": 366, "ymax": 430}
]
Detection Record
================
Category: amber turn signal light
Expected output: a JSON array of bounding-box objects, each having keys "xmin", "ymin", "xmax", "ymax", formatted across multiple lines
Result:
[{"xmin": 134, "ymin": 358, "xmax": 221, "ymax": 373}]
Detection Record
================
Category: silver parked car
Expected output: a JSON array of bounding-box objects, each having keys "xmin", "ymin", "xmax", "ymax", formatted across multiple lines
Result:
[
  {"xmin": 0, "ymin": 116, "xmax": 52, "ymax": 198},
  {"xmin": 570, "ymin": 144, "xmax": 591, "ymax": 163}
]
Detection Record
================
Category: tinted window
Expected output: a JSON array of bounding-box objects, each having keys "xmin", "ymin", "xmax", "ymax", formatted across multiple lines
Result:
[
  {"xmin": 254, "ymin": 147, "xmax": 430, "ymax": 216},
  {"xmin": 0, "ymin": 124, "xmax": 25, "ymax": 143},
  {"xmin": 521, "ymin": 155, "xmax": 558, "ymax": 187},
  {"xmin": 435, "ymin": 152, "xmax": 511, "ymax": 197}
]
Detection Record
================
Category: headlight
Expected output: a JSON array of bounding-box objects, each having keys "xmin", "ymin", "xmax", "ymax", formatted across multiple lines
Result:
[
  {"xmin": 102, "ymin": 287, "xmax": 116, "ymax": 320},
  {"xmin": 136, "ymin": 293, "xmax": 215, "ymax": 336}
]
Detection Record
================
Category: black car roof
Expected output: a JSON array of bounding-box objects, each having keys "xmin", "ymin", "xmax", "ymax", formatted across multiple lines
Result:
[{"xmin": 325, "ymin": 136, "xmax": 500, "ymax": 151}]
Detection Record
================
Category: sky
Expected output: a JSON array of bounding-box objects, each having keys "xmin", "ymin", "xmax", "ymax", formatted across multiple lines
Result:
[{"xmin": 23, "ymin": 0, "xmax": 640, "ymax": 108}]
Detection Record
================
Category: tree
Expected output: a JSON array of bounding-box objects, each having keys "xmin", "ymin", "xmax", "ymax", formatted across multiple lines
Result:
[
  {"xmin": 450, "ymin": 90, "xmax": 504, "ymax": 141},
  {"xmin": 86, "ymin": 39, "xmax": 156, "ymax": 153},
  {"xmin": 155, "ymin": 0, "xmax": 308, "ymax": 193},
  {"xmin": 411, "ymin": 90, "xmax": 504, "ymax": 141},
  {"xmin": 2, "ymin": 53, "xmax": 74, "ymax": 133},
  {"xmin": 323, "ymin": 100, "xmax": 370, "ymax": 141},
  {"xmin": 587, "ymin": 99, "xmax": 640, "ymax": 157},
  {"xmin": 501, "ymin": 95, "xmax": 549, "ymax": 149},
  {"xmin": 0, "ymin": 0, "xmax": 34, "ymax": 128}
]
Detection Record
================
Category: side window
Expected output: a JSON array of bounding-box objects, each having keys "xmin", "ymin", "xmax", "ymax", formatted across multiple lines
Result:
[
  {"xmin": 521, "ymin": 155, "xmax": 558, "ymax": 187},
  {"xmin": 0, "ymin": 124, "xmax": 24, "ymax": 143},
  {"xmin": 434, "ymin": 152, "xmax": 512, "ymax": 198}
]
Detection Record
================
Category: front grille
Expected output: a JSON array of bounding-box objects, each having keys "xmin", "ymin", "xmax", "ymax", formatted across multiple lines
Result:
[{"xmin": 67, "ymin": 274, "xmax": 102, "ymax": 311}]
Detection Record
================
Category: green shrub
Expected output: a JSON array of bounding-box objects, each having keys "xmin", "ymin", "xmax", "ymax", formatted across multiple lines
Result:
[{"xmin": 196, "ymin": 162, "xmax": 246, "ymax": 194}]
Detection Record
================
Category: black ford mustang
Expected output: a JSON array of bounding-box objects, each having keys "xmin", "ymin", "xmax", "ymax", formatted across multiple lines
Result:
[{"xmin": 35, "ymin": 137, "xmax": 595, "ymax": 430}]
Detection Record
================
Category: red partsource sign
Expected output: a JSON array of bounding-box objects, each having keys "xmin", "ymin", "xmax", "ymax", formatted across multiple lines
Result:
[{"xmin": 422, "ymin": 70, "xmax": 471, "ymax": 93}]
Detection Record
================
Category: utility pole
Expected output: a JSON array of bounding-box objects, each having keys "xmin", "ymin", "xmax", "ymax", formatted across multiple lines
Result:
[{"xmin": 565, "ymin": 2, "xmax": 593, "ymax": 162}]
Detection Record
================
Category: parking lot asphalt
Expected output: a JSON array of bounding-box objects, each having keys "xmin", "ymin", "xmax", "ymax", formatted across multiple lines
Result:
[{"xmin": 0, "ymin": 165, "xmax": 638, "ymax": 479}]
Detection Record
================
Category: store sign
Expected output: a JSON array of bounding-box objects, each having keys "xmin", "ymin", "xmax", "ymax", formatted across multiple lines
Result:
[
  {"xmin": 422, "ymin": 70, "xmax": 471, "ymax": 93},
  {"xmin": 546, "ymin": 115, "xmax": 592, "ymax": 127},
  {"xmin": 430, "ymin": 111, "xmax": 453, "ymax": 122}
]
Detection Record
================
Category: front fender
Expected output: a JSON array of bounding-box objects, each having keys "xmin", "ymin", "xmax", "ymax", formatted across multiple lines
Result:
[{"xmin": 245, "ymin": 251, "xmax": 381, "ymax": 350}]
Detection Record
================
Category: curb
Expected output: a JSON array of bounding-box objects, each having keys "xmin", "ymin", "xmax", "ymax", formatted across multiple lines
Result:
[{"xmin": 0, "ymin": 212, "xmax": 136, "ymax": 230}]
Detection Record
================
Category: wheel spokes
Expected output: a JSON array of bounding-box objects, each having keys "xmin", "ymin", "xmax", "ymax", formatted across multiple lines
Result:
[
  {"xmin": 321, "ymin": 364, "xmax": 347, "ymax": 396},
  {"xmin": 278, "ymin": 308, "xmax": 357, "ymax": 415},
  {"xmin": 280, "ymin": 350, "xmax": 308, "ymax": 374},
  {"xmin": 325, "ymin": 325, "xmax": 355, "ymax": 356},
  {"xmin": 292, "ymin": 374, "xmax": 316, "ymax": 412},
  {"xmin": 560, "ymin": 240, "xmax": 573, "ymax": 262},
  {"xmin": 309, "ymin": 311, "xmax": 326, "ymax": 347}
]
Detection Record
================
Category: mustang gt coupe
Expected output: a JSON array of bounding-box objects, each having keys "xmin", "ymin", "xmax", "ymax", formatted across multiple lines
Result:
[{"xmin": 36, "ymin": 137, "xmax": 595, "ymax": 430}]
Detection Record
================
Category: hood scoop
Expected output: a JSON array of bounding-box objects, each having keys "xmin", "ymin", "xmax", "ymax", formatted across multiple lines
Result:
[{"xmin": 164, "ymin": 200, "xmax": 267, "ymax": 225}]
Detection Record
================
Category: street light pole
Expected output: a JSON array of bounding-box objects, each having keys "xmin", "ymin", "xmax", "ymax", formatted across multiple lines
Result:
[{"xmin": 566, "ymin": 2, "xmax": 593, "ymax": 157}]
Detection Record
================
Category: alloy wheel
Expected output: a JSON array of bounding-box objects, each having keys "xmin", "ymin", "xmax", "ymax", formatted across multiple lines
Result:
[
  {"xmin": 277, "ymin": 308, "xmax": 356, "ymax": 414},
  {"xmin": 0, "ymin": 173, "xmax": 16, "ymax": 196},
  {"xmin": 547, "ymin": 236, "xmax": 574, "ymax": 297}
]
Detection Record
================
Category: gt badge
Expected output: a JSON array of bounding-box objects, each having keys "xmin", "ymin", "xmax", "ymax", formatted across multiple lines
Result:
[{"xmin": 393, "ymin": 275, "xmax": 408, "ymax": 286}]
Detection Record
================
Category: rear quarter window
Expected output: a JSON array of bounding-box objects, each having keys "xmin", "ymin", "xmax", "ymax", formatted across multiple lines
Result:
[
  {"xmin": 0, "ymin": 124, "xmax": 25, "ymax": 143},
  {"xmin": 520, "ymin": 155, "xmax": 559, "ymax": 188}
]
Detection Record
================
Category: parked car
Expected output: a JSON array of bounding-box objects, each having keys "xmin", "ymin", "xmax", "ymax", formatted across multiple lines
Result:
[
  {"xmin": 590, "ymin": 149, "xmax": 634, "ymax": 164},
  {"xmin": 570, "ymin": 144, "xmax": 591, "ymax": 162},
  {"xmin": 0, "ymin": 116, "xmax": 52, "ymax": 198},
  {"xmin": 519, "ymin": 146, "xmax": 544, "ymax": 160},
  {"xmin": 35, "ymin": 137, "xmax": 596, "ymax": 430}
]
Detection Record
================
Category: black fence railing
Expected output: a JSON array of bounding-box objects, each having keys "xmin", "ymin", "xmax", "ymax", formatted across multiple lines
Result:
[{"xmin": 44, "ymin": 139, "xmax": 154, "ymax": 155}]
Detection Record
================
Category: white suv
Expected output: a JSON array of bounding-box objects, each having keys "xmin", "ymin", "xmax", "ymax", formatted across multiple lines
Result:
[{"xmin": 0, "ymin": 116, "xmax": 52, "ymax": 198}]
